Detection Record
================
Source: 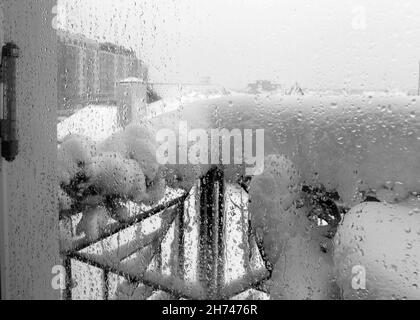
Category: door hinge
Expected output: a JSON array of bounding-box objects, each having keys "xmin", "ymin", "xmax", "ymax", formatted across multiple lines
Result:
[{"xmin": 0, "ymin": 42, "xmax": 20, "ymax": 162}]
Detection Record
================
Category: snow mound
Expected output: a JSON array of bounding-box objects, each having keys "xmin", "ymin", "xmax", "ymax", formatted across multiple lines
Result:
[
  {"xmin": 86, "ymin": 152, "xmax": 146, "ymax": 199},
  {"xmin": 249, "ymin": 155, "xmax": 301, "ymax": 264},
  {"xmin": 150, "ymin": 94, "xmax": 420, "ymax": 206},
  {"xmin": 334, "ymin": 202, "xmax": 420, "ymax": 300},
  {"xmin": 58, "ymin": 105, "xmax": 121, "ymax": 142},
  {"xmin": 58, "ymin": 123, "xmax": 166, "ymax": 239}
]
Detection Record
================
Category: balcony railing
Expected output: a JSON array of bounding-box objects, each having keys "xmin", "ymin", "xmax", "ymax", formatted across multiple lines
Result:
[{"xmin": 60, "ymin": 167, "xmax": 271, "ymax": 300}]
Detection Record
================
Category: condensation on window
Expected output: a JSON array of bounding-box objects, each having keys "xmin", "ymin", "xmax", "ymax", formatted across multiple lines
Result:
[{"xmin": 56, "ymin": 0, "xmax": 420, "ymax": 300}]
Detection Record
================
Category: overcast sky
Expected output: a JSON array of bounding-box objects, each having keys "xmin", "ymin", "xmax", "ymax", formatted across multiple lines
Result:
[{"xmin": 58, "ymin": 0, "xmax": 420, "ymax": 91}]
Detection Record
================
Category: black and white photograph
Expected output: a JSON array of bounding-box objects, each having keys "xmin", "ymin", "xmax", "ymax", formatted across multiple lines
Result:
[{"xmin": 0, "ymin": 0, "xmax": 419, "ymax": 305}]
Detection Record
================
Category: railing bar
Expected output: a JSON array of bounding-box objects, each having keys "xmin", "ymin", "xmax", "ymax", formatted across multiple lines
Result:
[
  {"xmin": 241, "ymin": 195, "xmax": 252, "ymax": 277},
  {"xmin": 66, "ymin": 251, "xmax": 200, "ymax": 299},
  {"xmin": 141, "ymin": 271, "xmax": 206, "ymax": 300},
  {"xmin": 117, "ymin": 236, "xmax": 172, "ymax": 300},
  {"xmin": 216, "ymin": 169, "xmax": 225, "ymax": 298},
  {"xmin": 103, "ymin": 270, "xmax": 109, "ymax": 300},
  {"xmin": 63, "ymin": 208, "xmax": 178, "ymax": 273},
  {"xmin": 61, "ymin": 194, "xmax": 188, "ymax": 254},
  {"xmin": 197, "ymin": 167, "xmax": 225, "ymax": 300},
  {"xmin": 67, "ymin": 251, "xmax": 163, "ymax": 294},
  {"xmin": 155, "ymin": 242, "xmax": 162, "ymax": 271},
  {"xmin": 253, "ymin": 229, "xmax": 273, "ymax": 277},
  {"xmin": 220, "ymin": 268, "xmax": 271, "ymax": 300},
  {"xmin": 251, "ymin": 282, "xmax": 270, "ymax": 295},
  {"xmin": 65, "ymin": 210, "xmax": 184, "ymax": 298},
  {"xmin": 130, "ymin": 232, "xmax": 186, "ymax": 300},
  {"xmin": 106, "ymin": 208, "xmax": 178, "ymax": 263},
  {"xmin": 63, "ymin": 256, "xmax": 72, "ymax": 300},
  {"xmin": 211, "ymin": 178, "xmax": 220, "ymax": 297},
  {"xmin": 177, "ymin": 201, "xmax": 185, "ymax": 280},
  {"xmin": 198, "ymin": 174, "xmax": 210, "ymax": 298},
  {"xmin": 248, "ymin": 218, "xmax": 253, "ymax": 263}
]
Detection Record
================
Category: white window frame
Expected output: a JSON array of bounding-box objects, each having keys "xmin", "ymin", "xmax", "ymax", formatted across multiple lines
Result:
[{"xmin": 0, "ymin": 0, "xmax": 60, "ymax": 300}]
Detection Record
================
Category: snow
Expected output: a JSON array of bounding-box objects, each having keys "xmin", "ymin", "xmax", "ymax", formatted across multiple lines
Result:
[
  {"xmin": 248, "ymin": 155, "xmax": 337, "ymax": 299},
  {"xmin": 248, "ymin": 154, "xmax": 301, "ymax": 265},
  {"xmin": 58, "ymin": 105, "xmax": 121, "ymax": 142},
  {"xmin": 58, "ymin": 92, "xmax": 420, "ymax": 300},
  {"xmin": 96, "ymin": 123, "xmax": 160, "ymax": 189},
  {"xmin": 147, "ymin": 88, "xmax": 232, "ymax": 118},
  {"xmin": 150, "ymin": 94, "xmax": 420, "ymax": 207},
  {"xmin": 269, "ymin": 233, "xmax": 336, "ymax": 300},
  {"xmin": 86, "ymin": 152, "xmax": 147, "ymax": 199},
  {"xmin": 145, "ymin": 93, "xmax": 420, "ymax": 299},
  {"xmin": 334, "ymin": 202, "xmax": 420, "ymax": 300},
  {"xmin": 119, "ymin": 77, "xmax": 144, "ymax": 84},
  {"xmin": 57, "ymin": 135, "xmax": 97, "ymax": 185}
]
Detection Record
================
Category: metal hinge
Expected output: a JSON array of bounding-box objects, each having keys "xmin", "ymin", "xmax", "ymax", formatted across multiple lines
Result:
[{"xmin": 0, "ymin": 42, "xmax": 20, "ymax": 162}]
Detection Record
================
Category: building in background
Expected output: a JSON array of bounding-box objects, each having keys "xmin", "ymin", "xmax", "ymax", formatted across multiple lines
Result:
[
  {"xmin": 57, "ymin": 30, "xmax": 148, "ymax": 118},
  {"xmin": 246, "ymin": 80, "xmax": 282, "ymax": 94}
]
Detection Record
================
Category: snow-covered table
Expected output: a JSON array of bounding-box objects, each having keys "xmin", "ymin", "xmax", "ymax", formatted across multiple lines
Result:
[{"xmin": 150, "ymin": 94, "xmax": 420, "ymax": 206}]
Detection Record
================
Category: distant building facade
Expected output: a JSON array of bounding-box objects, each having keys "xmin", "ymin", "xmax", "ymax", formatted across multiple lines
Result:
[
  {"xmin": 246, "ymin": 80, "xmax": 305, "ymax": 96},
  {"xmin": 57, "ymin": 30, "xmax": 148, "ymax": 114},
  {"xmin": 246, "ymin": 80, "xmax": 282, "ymax": 94}
]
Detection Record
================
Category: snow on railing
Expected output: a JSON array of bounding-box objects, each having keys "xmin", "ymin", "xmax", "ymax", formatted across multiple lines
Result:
[{"xmin": 59, "ymin": 167, "xmax": 271, "ymax": 300}]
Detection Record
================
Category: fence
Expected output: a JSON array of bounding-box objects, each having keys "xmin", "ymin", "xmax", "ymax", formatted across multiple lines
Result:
[{"xmin": 60, "ymin": 167, "xmax": 272, "ymax": 300}]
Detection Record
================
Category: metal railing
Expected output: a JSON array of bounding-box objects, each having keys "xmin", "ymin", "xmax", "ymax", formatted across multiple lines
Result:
[{"xmin": 60, "ymin": 167, "xmax": 271, "ymax": 300}]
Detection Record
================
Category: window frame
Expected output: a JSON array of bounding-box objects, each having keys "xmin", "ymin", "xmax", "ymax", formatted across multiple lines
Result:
[{"xmin": 0, "ymin": 0, "xmax": 60, "ymax": 300}]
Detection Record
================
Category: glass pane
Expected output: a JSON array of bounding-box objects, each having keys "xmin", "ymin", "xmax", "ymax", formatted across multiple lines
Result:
[{"xmin": 54, "ymin": 0, "xmax": 420, "ymax": 300}]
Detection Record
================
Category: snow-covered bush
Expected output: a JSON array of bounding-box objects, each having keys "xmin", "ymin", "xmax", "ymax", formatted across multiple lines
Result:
[
  {"xmin": 86, "ymin": 152, "xmax": 147, "ymax": 201},
  {"xmin": 58, "ymin": 124, "xmax": 166, "ymax": 240},
  {"xmin": 57, "ymin": 134, "xmax": 97, "ymax": 185},
  {"xmin": 249, "ymin": 154, "xmax": 301, "ymax": 265},
  {"xmin": 249, "ymin": 154, "xmax": 337, "ymax": 299}
]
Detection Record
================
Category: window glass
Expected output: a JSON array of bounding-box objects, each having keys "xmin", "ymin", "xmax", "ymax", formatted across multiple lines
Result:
[{"xmin": 56, "ymin": 0, "xmax": 420, "ymax": 300}]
